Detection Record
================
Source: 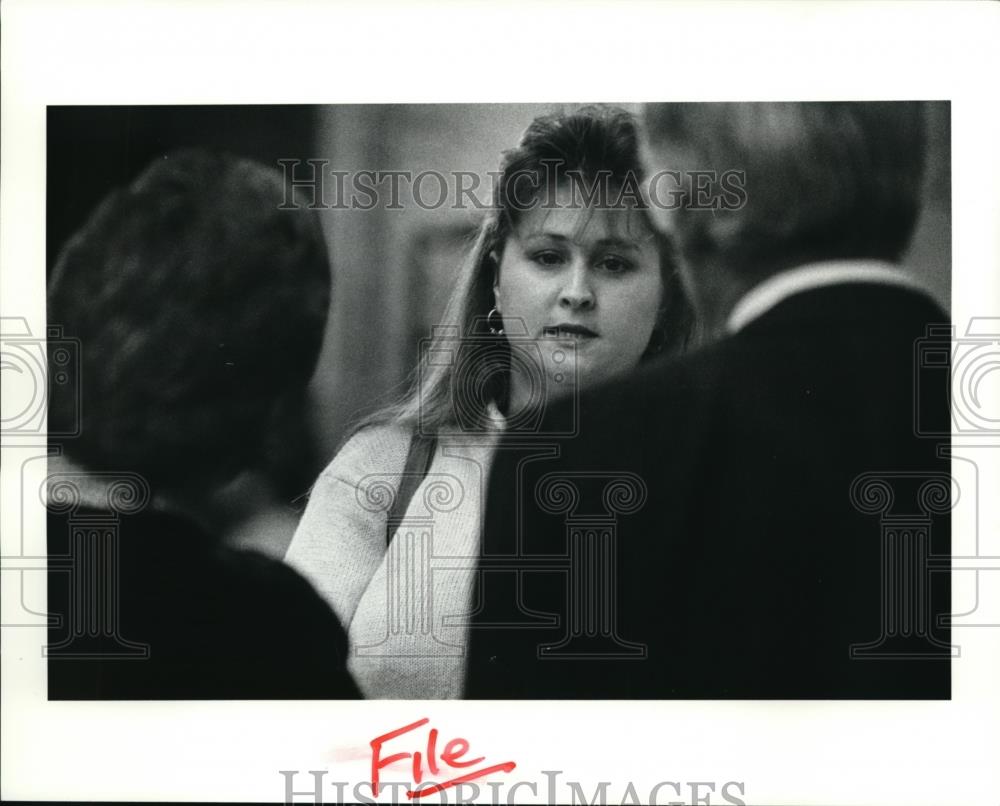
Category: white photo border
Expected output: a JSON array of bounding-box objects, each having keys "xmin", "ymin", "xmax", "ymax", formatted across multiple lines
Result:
[{"xmin": 3, "ymin": 1, "xmax": 999, "ymax": 804}]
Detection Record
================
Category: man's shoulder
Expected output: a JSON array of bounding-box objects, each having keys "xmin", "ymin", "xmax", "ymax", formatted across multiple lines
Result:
[
  {"xmin": 744, "ymin": 281, "xmax": 948, "ymax": 335},
  {"xmin": 567, "ymin": 337, "xmax": 742, "ymax": 421},
  {"xmin": 519, "ymin": 342, "xmax": 738, "ymax": 473}
]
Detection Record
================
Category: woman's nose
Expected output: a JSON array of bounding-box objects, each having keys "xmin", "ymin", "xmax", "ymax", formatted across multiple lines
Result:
[{"xmin": 558, "ymin": 264, "xmax": 595, "ymax": 310}]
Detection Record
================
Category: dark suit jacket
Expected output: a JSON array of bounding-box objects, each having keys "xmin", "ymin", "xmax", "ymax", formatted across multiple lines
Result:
[
  {"xmin": 48, "ymin": 504, "xmax": 360, "ymax": 699},
  {"xmin": 465, "ymin": 282, "xmax": 952, "ymax": 698}
]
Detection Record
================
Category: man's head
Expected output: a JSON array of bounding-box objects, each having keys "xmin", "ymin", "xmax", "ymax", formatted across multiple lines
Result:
[
  {"xmin": 48, "ymin": 148, "xmax": 332, "ymax": 492},
  {"xmin": 640, "ymin": 102, "xmax": 927, "ymax": 323}
]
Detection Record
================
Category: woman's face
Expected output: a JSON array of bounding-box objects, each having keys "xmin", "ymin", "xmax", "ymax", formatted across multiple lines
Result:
[{"xmin": 494, "ymin": 183, "xmax": 664, "ymax": 406}]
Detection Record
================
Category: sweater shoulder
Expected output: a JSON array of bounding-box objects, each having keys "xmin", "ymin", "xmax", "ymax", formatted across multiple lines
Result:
[{"xmin": 319, "ymin": 423, "xmax": 414, "ymax": 484}]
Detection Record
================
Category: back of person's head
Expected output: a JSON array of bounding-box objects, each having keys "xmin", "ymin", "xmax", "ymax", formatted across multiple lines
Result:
[
  {"xmin": 642, "ymin": 101, "xmax": 927, "ymax": 275},
  {"xmin": 48, "ymin": 148, "xmax": 331, "ymax": 491}
]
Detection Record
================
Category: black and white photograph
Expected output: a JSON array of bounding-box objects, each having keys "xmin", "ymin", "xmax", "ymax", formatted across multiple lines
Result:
[
  {"xmin": 3, "ymin": 2, "xmax": 999, "ymax": 805},
  {"xmin": 42, "ymin": 100, "xmax": 954, "ymax": 702}
]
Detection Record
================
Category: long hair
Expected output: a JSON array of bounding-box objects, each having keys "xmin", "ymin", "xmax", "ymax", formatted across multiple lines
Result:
[{"xmin": 359, "ymin": 106, "xmax": 693, "ymax": 437}]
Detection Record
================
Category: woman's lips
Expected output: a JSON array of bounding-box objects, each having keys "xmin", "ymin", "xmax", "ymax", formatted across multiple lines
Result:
[{"xmin": 542, "ymin": 324, "xmax": 599, "ymax": 340}]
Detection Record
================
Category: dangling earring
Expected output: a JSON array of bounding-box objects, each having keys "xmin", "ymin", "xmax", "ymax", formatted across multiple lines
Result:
[{"xmin": 487, "ymin": 307, "xmax": 505, "ymax": 336}]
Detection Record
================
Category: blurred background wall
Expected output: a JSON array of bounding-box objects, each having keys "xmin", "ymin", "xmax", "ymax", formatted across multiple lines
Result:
[{"xmin": 47, "ymin": 102, "xmax": 951, "ymax": 489}]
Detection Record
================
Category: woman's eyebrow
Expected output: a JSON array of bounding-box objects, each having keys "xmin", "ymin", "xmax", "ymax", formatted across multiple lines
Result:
[
  {"xmin": 519, "ymin": 230, "xmax": 569, "ymax": 242},
  {"xmin": 592, "ymin": 237, "xmax": 641, "ymax": 252}
]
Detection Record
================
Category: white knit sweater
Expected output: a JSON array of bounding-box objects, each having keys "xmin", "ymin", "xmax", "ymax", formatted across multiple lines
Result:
[{"xmin": 285, "ymin": 421, "xmax": 502, "ymax": 698}]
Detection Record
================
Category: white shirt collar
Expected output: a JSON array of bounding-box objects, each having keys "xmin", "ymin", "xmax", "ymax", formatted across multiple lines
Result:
[{"xmin": 725, "ymin": 260, "xmax": 928, "ymax": 334}]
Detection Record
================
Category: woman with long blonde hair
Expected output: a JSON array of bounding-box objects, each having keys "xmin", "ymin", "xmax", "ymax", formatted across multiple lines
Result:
[{"xmin": 285, "ymin": 105, "xmax": 692, "ymax": 698}]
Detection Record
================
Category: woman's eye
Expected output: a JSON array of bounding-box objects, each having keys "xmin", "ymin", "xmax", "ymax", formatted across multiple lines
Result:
[
  {"xmin": 532, "ymin": 251, "xmax": 564, "ymax": 267},
  {"xmin": 598, "ymin": 255, "xmax": 632, "ymax": 273}
]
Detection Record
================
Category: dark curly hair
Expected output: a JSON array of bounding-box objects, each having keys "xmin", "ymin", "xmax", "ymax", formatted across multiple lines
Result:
[{"xmin": 48, "ymin": 148, "xmax": 332, "ymax": 490}]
